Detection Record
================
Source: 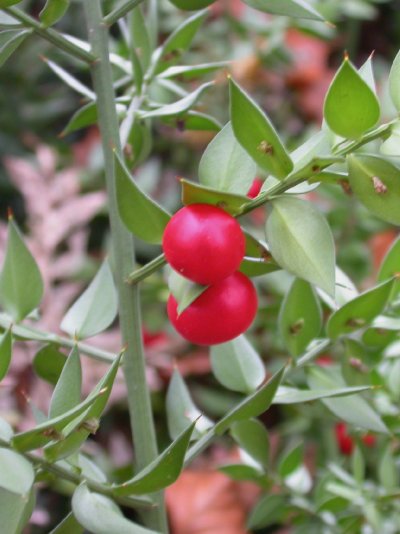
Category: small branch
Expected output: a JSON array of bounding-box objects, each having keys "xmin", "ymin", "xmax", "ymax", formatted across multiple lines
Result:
[
  {"xmin": 0, "ymin": 314, "xmax": 116, "ymax": 364},
  {"xmin": 103, "ymin": 0, "xmax": 146, "ymax": 26},
  {"xmin": 2, "ymin": 7, "xmax": 96, "ymax": 64},
  {"xmin": 126, "ymin": 253, "xmax": 167, "ymax": 285}
]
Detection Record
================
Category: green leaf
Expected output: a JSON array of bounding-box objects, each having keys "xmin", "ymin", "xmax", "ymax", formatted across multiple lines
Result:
[
  {"xmin": 379, "ymin": 446, "xmax": 397, "ymax": 491},
  {"xmin": 11, "ymin": 389, "xmax": 103, "ymax": 452},
  {"xmin": 167, "ymin": 0, "xmax": 216, "ymax": 10},
  {"xmin": 265, "ymin": 196, "xmax": 335, "ymax": 296},
  {"xmin": 307, "ymin": 367, "xmax": 388, "ymax": 433},
  {"xmin": 243, "ymin": 0, "xmax": 324, "ymax": 20},
  {"xmin": 161, "ymin": 110, "xmax": 221, "ymax": 132},
  {"xmin": 130, "ymin": 6, "xmax": 151, "ymax": 71},
  {"xmin": 49, "ymin": 346, "xmax": 81, "ymax": 419},
  {"xmin": 0, "ymin": 0, "xmax": 23, "ymax": 6},
  {"xmin": 44, "ymin": 354, "xmax": 121, "ymax": 461},
  {"xmin": 0, "ymin": 417, "xmax": 13, "ymax": 442},
  {"xmin": 114, "ymin": 422, "xmax": 195, "ymax": 495},
  {"xmin": 199, "ymin": 122, "xmax": 257, "ymax": 194},
  {"xmin": 43, "ymin": 57, "xmax": 95, "ymax": 100},
  {"xmin": 347, "ymin": 154, "xmax": 400, "ymax": 226},
  {"xmin": 39, "ymin": 0, "xmax": 70, "ymax": 27},
  {"xmin": 72, "ymin": 484, "xmax": 159, "ymax": 534},
  {"xmin": 141, "ymin": 81, "xmax": 213, "ymax": 119},
  {"xmin": 166, "ymin": 368, "xmax": 213, "ymax": 440},
  {"xmin": 273, "ymin": 385, "xmax": 371, "ymax": 404},
  {"xmin": 240, "ymin": 233, "xmax": 280, "ymax": 278},
  {"xmin": 389, "ymin": 48, "xmax": 400, "ymax": 112},
  {"xmin": 0, "ymin": 448, "xmax": 35, "ymax": 534},
  {"xmin": 60, "ymin": 260, "xmax": 118, "ymax": 340},
  {"xmin": 218, "ymin": 463, "xmax": 265, "ymax": 483},
  {"xmin": 326, "ymin": 278, "xmax": 394, "ymax": 339},
  {"xmin": 279, "ymin": 279, "xmax": 322, "ymax": 358},
  {"xmin": 0, "ymin": 328, "xmax": 12, "ymax": 382},
  {"xmin": 359, "ymin": 54, "xmax": 376, "ymax": 93},
  {"xmin": 230, "ymin": 78, "xmax": 293, "ymax": 179},
  {"xmin": 0, "ymin": 218, "xmax": 44, "ymax": 322},
  {"xmin": 168, "ymin": 269, "xmax": 207, "ymax": 315},
  {"xmin": 210, "ymin": 335, "xmax": 266, "ymax": 393},
  {"xmin": 49, "ymin": 512, "xmax": 83, "ymax": 534},
  {"xmin": 61, "ymin": 102, "xmax": 126, "ymax": 137},
  {"xmin": 0, "ymin": 29, "xmax": 31, "ymax": 67},
  {"xmin": 33, "ymin": 344, "xmax": 67, "ymax": 385},
  {"xmin": 230, "ymin": 419, "xmax": 269, "ymax": 468},
  {"xmin": 278, "ymin": 443, "xmax": 303, "ymax": 477},
  {"xmin": 159, "ymin": 62, "xmax": 228, "ymax": 81},
  {"xmin": 377, "ymin": 234, "xmax": 400, "ymax": 299},
  {"xmin": 247, "ymin": 494, "xmax": 287, "ymax": 530},
  {"xmin": 155, "ymin": 10, "xmax": 207, "ymax": 73},
  {"xmin": 115, "ymin": 151, "xmax": 170, "ymax": 244},
  {"xmin": 352, "ymin": 446, "xmax": 364, "ymax": 484},
  {"xmin": 323, "ymin": 57, "xmax": 380, "ymax": 139},
  {"xmin": 180, "ymin": 178, "xmax": 248, "ymax": 215},
  {"xmin": 215, "ymin": 366, "xmax": 285, "ymax": 434},
  {"xmin": 380, "ymin": 121, "xmax": 400, "ymax": 156}
]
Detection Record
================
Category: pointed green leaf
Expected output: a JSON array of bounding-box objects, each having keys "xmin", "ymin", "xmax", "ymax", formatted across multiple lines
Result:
[
  {"xmin": 326, "ymin": 278, "xmax": 394, "ymax": 339},
  {"xmin": 49, "ymin": 346, "xmax": 81, "ymax": 419},
  {"xmin": 348, "ymin": 154, "xmax": 400, "ymax": 226},
  {"xmin": 210, "ymin": 335, "xmax": 266, "ymax": 393},
  {"xmin": 33, "ymin": 344, "xmax": 67, "ymax": 385},
  {"xmin": 130, "ymin": 6, "xmax": 151, "ymax": 71},
  {"xmin": 0, "ymin": 1, "xmax": 23, "ymax": 6},
  {"xmin": 61, "ymin": 260, "xmax": 117, "ymax": 340},
  {"xmin": 114, "ymin": 422, "xmax": 196, "ymax": 495},
  {"xmin": 166, "ymin": 369, "xmax": 213, "ymax": 440},
  {"xmin": 265, "ymin": 196, "xmax": 335, "ymax": 296},
  {"xmin": 378, "ymin": 234, "xmax": 400, "ymax": 299},
  {"xmin": 389, "ymin": 48, "xmax": 400, "ymax": 112},
  {"xmin": 352, "ymin": 445, "xmax": 365, "ymax": 484},
  {"xmin": 240, "ymin": 233, "xmax": 280, "ymax": 278},
  {"xmin": 379, "ymin": 446, "xmax": 397, "ymax": 491},
  {"xmin": 323, "ymin": 58, "xmax": 380, "ymax": 139},
  {"xmin": 380, "ymin": 121, "xmax": 400, "ymax": 156},
  {"xmin": 0, "ymin": 417, "xmax": 13, "ymax": 442},
  {"xmin": 180, "ymin": 178, "xmax": 248, "ymax": 215},
  {"xmin": 359, "ymin": 54, "xmax": 376, "ymax": 93},
  {"xmin": 279, "ymin": 279, "xmax": 322, "ymax": 358},
  {"xmin": 61, "ymin": 102, "xmax": 126, "ymax": 137},
  {"xmin": 159, "ymin": 62, "xmax": 228, "ymax": 81},
  {"xmin": 307, "ymin": 367, "xmax": 388, "ymax": 433},
  {"xmin": 278, "ymin": 443, "xmax": 303, "ymax": 477},
  {"xmin": 115, "ymin": 151, "xmax": 170, "ymax": 243},
  {"xmin": 39, "ymin": 0, "xmax": 70, "ymax": 27},
  {"xmin": 0, "ymin": 218, "xmax": 44, "ymax": 322},
  {"xmin": 72, "ymin": 484, "xmax": 159, "ymax": 534},
  {"xmin": 141, "ymin": 82, "xmax": 213, "ymax": 119},
  {"xmin": 218, "ymin": 463, "xmax": 265, "ymax": 483},
  {"xmin": 168, "ymin": 270, "xmax": 207, "ymax": 315},
  {"xmin": 273, "ymin": 385, "xmax": 371, "ymax": 404},
  {"xmin": 243, "ymin": 0, "xmax": 324, "ymax": 20},
  {"xmin": 230, "ymin": 419, "xmax": 269, "ymax": 468},
  {"xmin": 215, "ymin": 366, "xmax": 285, "ymax": 434},
  {"xmin": 247, "ymin": 494, "xmax": 287, "ymax": 530},
  {"xmin": 0, "ymin": 29, "xmax": 31, "ymax": 67},
  {"xmin": 167, "ymin": 0, "xmax": 215, "ymax": 10},
  {"xmin": 49, "ymin": 512, "xmax": 83, "ymax": 534},
  {"xmin": 230, "ymin": 78, "xmax": 293, "ymax": 179},
  {"xmin": 161, "ymin": 110, "xmax": 221, "ymax": 132},
  {"xmin": 0, "ymin": 328, "xmax": 12, "ymax": 382},
  {"xmin": 199, "ymin": 122, "xmax": 257, "ymax": 194},
  {"xmin": 43, "ymin": 57, "xmax": 95, "ymax": 99}
]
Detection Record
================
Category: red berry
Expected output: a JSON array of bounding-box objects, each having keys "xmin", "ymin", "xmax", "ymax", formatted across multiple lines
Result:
[
  {"xmin": 247, "ymin": 178, "xmax": 263, "ymax": 198},
  {"xmin": 335, "ymin": 423, "xmax": 354, "ymax": 456},
  {"xmin": 162, "ymin": 204, "xmax": 245, "ymax": 285},
  {"xmin": 167, "ymin": 272, "xmax": 257, "ymax": 345},
  {"xmin": 362, "ymin": 433, "xmax": 376, "ymax": 447}
]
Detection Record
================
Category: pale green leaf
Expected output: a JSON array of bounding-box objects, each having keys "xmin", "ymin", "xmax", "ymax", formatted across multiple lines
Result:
[{"xmin": 49, "ymin": 346, "xmax": 81, "ymax": 419}]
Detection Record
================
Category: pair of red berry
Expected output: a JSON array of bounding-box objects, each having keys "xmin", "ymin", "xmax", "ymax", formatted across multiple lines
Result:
[{"xmin": 162, "ymin": 203, "xmax": 258, "ymax": 345}]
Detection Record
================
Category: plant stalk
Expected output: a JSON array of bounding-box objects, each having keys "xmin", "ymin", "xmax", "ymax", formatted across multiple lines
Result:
[
  {"xmin": 103, "ymin": 0, "xmax": 146, "ymax": 26},
  {"xmin": 83, "ymin": 2, "xmax": 168, "ymax": 531}
]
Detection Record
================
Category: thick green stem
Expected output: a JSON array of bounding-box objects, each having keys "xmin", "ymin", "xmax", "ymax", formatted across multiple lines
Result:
[
  {"xmin": 3, "ymin": 7, "xmax": 95, "ymax": 63},
  {"xmin": 103, "ymin": 0, "xmax": 146, "ymax": 26},
  {"xmin": 83, "ymin": 2, "xmax": 168, "ymax": 531}
]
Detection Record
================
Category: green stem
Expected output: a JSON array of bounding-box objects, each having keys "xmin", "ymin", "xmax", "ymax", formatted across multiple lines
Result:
[
  {"xmin": 127, "ymin": 253, "xmax": 167, "ymax": 284},
  {"xmin": 3, "ymin": 7, "xmax": 96, "ymax": 63},
  {"xmin": 103, "ymin": 0, "xmax": 146, "ymax": 26},
  {"xmin": 0, "ymin": 314, "xmax": 115, "ymax": 364},
  {"xmin": 83, "ymin": 2, "xmax": 168, "ymax": 531}
]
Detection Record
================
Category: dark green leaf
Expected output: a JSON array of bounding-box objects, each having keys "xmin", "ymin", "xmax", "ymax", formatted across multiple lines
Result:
[
  {"xmin": 60, "ymin": 260, "xmax": 118, "ymax": 340},
  {"xmin": 279, "ymin": 279, "xmax": 322, "ymax": 358},
  {"xmin": 273, "ymin": 385, "xmax": 371, "ymax": 404},
  {"xmin": 265, "ymin": 196, "xmax": 335, "ymax": 296},
  {"xmin": 324, "ymin": 58, "xmax": 380, "ymax": 139},
  {"xmin": 389, "ymin": 48, "xmax": 400, "ymax": 112},
  {"xmin": 115, "ymin": 151, "xmax": 171, "ymax": 243},
  {"xmin": 0, "ymin": 218, "xmax": 44, "ymax": 322},
  {"xmin": 167, "ymin": 0, "xmax": 216, "ymax": 10},
  {"xmin": 62, "ymin": 102, "xmax": 126, "ymax": 137},
  {"xmin": 49, "ymin": 346, "xmax": 81, "ymax": 419},
  {"xmin": 348, "ymin": 154, "xmax": 400, "ymax": 226},
  {"xmin": 247, "ymin": 494, "xmax": 287, "ymax": 529},
  {"xmin": 326, "ymin": 278, "xmax": 394, "ymax": 339},
  {"xmin": 307, "ymin": 367, "xmax": 388, "ymax": 433},
  {"xmin": 72, "ymin": 484, "xmax": 158, "ymax": 534},
  {"xmin": 49, "ymin": 512, "xmax": 83, "ymax": 534},
  {"xmin": 0, "ymin": 328, "xmax": 12, "ymax": 382},
  {"xmin": 161, "ymin": 110, "xmax": 221, "ymax": 131},
  {"xmin": 230, "ymin": 78, "xmax": 293, "ymax": 179},
  {"xmin": 230, "ymin": 419, "xmax": 269, "ymax": 468},
  {"xmin": 215, "ymin": 366, "xmax": 285, "ymax": 434},
  {"xmin": 130, "ymin": 7, "xmax": 151, "ymax": 71},
  {"xmin": 240, "ymin": 233, "xmax": 280, "ymax": 278},
  {"xmin": 180, "ymin": 178, "xmax": 248, "ymax": 215},
  {"xmin": 210, "ymin": 335, "xmax": 266, "ymax": 393},
  {"xmin": 278, "ymin": 443, "xmax": 303, "ymax": 477},
  {"xmin": 166, "ymin": 368, "xmax": 213, "ymax": 440},
  {"xmin": 218, "ymin": 463, "xmax": 265, "ymax": 483},
  {"xmin": 0, "ymin": 29, "xmax": 31, "ymax": 67},
  {"xmin": 243, "ymin": 0, "xmax": 324, "ymax": 20},
  {"xmin": 199, "ymin": 122, "xmax": 256, "ymax": 194},
  {"xmin": 33, "ymin": 344, "xmax": 67, "ymax": 385},
  {"xmin": 114, "ymin": 422, "xmax": 195, "ymax": 495},
  {"xmin": 39, "ymin": 0, "xmax": 70, "ymax": 27},
  {"xmin": 0, "ymin": 1, "xmax": 23, "ymax": 6},
  {"xmin": 168, "ymin": 270, "xmax": 207, "ymax": 315}
]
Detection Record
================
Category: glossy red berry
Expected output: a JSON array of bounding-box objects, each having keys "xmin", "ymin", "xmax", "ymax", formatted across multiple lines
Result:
[
  {"xmin": 335, "ymin": 423, "xmax": 354, "ymax": 456},
  {"xmin": 167, "ymin": 272, "xmax": 257, "ymax": 345},
  {"xmin": 247, "ymin": 178, "xmax": 264, "ymax": 198},
  {"xmin": 162, "ymin": 204, "xmax": 246, "ymax": 285}
]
